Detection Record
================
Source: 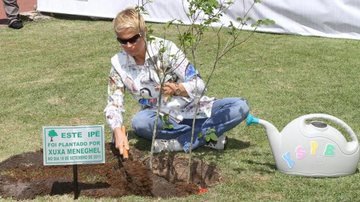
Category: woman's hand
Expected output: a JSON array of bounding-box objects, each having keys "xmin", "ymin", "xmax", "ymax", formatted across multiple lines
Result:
[
  {"xmin": 162, "ymin": 82, "xmax": 178, "ymax": 96},
  {"xmin": 114, "ymin": 126, "xmax": 129, "ymax": 159},
  {"xmin": 160, "ymin": 82, "xmax": 188, "ymax": 97}
]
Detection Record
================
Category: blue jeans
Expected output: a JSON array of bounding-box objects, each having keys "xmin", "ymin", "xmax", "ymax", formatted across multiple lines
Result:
[{"xmin": 131, "ymin": 97, "xmax": 249, "ymax": 151}]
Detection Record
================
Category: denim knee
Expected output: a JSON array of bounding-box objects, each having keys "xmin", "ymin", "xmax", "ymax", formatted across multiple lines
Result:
[
  {"xmin": 237, "ymin": 98, "xmax": 250, "ymax": 121},
  {"xmin": 131, "ymin": 110, "xmax": 156, "ymax": 140}
]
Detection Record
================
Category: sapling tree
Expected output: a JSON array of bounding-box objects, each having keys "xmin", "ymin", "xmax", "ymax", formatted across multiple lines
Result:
[
  {"xmin": 132, "ymin": 0, "xmax": 274, "ymax": 177},
  {"xmin": 134, "ymin": 1, "xmax": 199, "ymax": 170},
  {"xmin": 164, "ymin": 0, "xmax": 274, "ymax": 183}
]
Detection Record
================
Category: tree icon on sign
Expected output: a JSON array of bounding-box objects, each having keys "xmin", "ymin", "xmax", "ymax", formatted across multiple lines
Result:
[{"xmin": 48, "ymin": 130, "xmax": 58, "ymax": 142}]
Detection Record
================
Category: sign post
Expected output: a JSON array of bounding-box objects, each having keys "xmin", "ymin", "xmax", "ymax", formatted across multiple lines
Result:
[
  {"xmin": 43, "ymin": 125, "xmax": 105, "ymax": 199},
  {"xmin": 73, "ymin": 164, "xmax": 79, "ymax": 199}
]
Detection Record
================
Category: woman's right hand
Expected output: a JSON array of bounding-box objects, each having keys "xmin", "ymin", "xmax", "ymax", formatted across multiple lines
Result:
[{"xmin": 114, "ymin": 126, "xmax": 129, "ymax": 159}]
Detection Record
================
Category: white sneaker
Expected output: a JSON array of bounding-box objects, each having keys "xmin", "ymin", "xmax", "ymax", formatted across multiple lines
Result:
[
  {"xmin": 153, "ymin": 139, "xmax": 183, "ymax": 153},
  {"xmin": 204, "ymin": 135, "xmax": 227, "ymax": 150}
]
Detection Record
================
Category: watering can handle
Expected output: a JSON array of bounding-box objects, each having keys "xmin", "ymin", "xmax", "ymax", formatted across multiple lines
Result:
[{"xmin": 302, "ymin": 113, "xmax": 358, "ymax": 143}]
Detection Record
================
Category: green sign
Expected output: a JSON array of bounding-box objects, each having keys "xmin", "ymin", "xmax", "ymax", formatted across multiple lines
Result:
[{"xmin": 43, "ymin": 125, "xmax": 105, "ymax": 165}]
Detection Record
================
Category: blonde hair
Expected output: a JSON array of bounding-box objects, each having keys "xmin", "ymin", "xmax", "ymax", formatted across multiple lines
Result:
[{"xmin": 113, "ymin": 8, "xmax": 146, "ymax": 34}]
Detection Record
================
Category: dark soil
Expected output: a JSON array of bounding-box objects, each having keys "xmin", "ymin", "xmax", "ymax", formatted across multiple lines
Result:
[{"xmin": 0, "ymin": 143, "xmax": 221, "ymax": 200}]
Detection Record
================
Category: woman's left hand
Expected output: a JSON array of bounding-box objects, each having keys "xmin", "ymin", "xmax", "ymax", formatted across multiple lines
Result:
[
  {"xmin": 156, "ymin": 82, "xmax": 188, "ymax": 99},
  {"xmin": 162, "ymin": 82, "xmax": 178, "ymax": 96}
]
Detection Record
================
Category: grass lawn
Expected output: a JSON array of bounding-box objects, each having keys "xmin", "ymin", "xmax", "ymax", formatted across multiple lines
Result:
[{"xmin": 0, "ymin": 15, "xmax": 360, "ymax": 201}]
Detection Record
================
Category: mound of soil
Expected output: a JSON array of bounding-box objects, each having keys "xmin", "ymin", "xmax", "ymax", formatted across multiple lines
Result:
[{"xmin": 0, "ymin": 143, "xmax": 221, "ymax": 200}]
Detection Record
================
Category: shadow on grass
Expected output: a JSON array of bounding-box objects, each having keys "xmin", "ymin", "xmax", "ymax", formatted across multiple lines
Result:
[
  {"xmin": 131, "ymin": 134, "xmax": 152, "ymax": 151},
  {"xmin": 232, "ymin": 161, "xmax": 276, "ymax": 175},
  {"xmin": 243, "ymin": 159, "xmax": 276, "ymax": 173},
  {"xmin": 50, "ymin": 181, "xmax": 110, "ymax": 196},
  {"xmin": 39, "ymin": 12, "xmax": 112, "ymax": 22}
]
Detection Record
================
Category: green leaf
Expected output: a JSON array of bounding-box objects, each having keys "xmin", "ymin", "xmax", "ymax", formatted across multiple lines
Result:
[
  {"xmin": 251, "ymin": 18, "xmax": 275, "ymax": 27},
  {"xmin": 164, "ymin": 124, "xmax": 174, "ymax": 130},
  {"xmin": 206, "ymin": 128, "xmax": 216, "ymax": 134},
  {"xmin": 165, "ymin": 21, "xmax": 173, "ymax": 28},
  {"xmin": 209, "ymin": 133, "xmax": 218, "ymax": 141},
  {"xmin": 203, "ymin": 128, "xmax": 218, "ymax": 142},
  {"xmin": 178, "ymin": 32, "xmax": 196, "ymax": 48},
  {"xmin": 160, "ymin": 113, "xmax": 174, "ymax": 130}
]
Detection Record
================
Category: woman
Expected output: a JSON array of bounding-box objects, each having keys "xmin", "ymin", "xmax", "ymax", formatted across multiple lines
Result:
[{"xmin": 104, "ymin": 8, "xmax": 249, "ymax": 156}]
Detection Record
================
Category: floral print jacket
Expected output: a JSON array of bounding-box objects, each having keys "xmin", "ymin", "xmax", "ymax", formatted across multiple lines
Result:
[{"xmin": 104, "ymin": 37, "xmax": 215, "ymax": 130}]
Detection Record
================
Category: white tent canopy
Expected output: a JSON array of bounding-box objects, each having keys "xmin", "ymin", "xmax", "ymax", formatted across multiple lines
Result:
[{"xmin": 37, "ymin": 0, "xmax": 360, "ymax": 40}]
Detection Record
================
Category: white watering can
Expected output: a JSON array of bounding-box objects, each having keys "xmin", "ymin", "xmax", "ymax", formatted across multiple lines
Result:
[{"xmin": 246, "ymin": 113, "xmax": 360, "ymax": 177}]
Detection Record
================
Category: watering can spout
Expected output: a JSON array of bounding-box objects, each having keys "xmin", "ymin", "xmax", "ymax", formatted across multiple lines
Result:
[
  {"xmin": 246, "ymin": 114, "xmax": 259, "ymax": 126},
  {"xmin": 247, "ymin": 114, "xmax": 280, "ymax": 135},
  {"xmin": 246, "ymin": 114, "xmax": 282, "ymax": 153}
]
